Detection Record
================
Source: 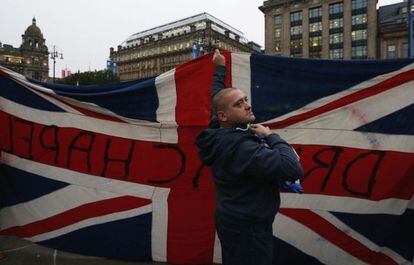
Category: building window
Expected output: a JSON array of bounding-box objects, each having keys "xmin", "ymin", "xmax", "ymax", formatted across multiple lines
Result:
[
  {"xmin": 290, "ymin": 11, "xmax": 303, "ymax": 22},
  {"xmin": 351, "ymin": 0, "xmax": 367, "ymax": 10},
  {"xmin": 275, "ymin": 28, "xmax": 282, "ymax": 39},
  {"xmin": 310, "ymin": 36, "xmax": 322, "ymax": 47},
  {"xmin": 33, "ymin": 72, "xmax": 41, "ymax": 80},
  {"xmin": 402, "ymin": 43, "xmax": 408, "ymax": 58},
  {"xmin": 329, "ymin": 2, "xmax": 343, "ymax": 14},
  {"xmin": 329, "ymin": 33, "xmax": 343, "ymax": 44},
  {"xmin": 290, "ymin": 39, "xmax": 303, "ymax": 49},
  {"xmin": 352, "ymin": 14, "xmax": 367, "ymax": 25},
  {"xmin": 274, "ymin": 15, "xmax": 282, "ymax": 26},
  {"xmin": 291, "ymin": 25, "xmax": 303, "ymax": 35},
  {"xmin": 309, "ymin": 22, "xmax": 322, "ymax": 32},
  {"xmin": 309, "ymin": 7, "xmax": 322, "ymax": 18},
  {"xmin": 351, "ymin": 29, "xmax": 367, "ymax": 41},
  {"xmin": 275, "ymin": 41, "xmax": 281, "ymax": 52},
  {"xmin": 352, "ymin": 45, "xmax": 367, "ymax": 57},
  {"xmin": 387, "ymin": 44, "xmax": 396, "ymax": 59},
  {"xmin": 329, "ymin": 18, "xmax": 343, "ymax": 29},
  {"xmin": 310, "ymin": 51, "xmax": 323, "ymax": 58},
  {"xmin": 330, "ymin": 48, "xmax": 344, "ymax": 58}
]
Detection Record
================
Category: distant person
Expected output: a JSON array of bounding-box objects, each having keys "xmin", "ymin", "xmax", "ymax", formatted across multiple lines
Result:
[{"xmin": 196, "ymin": 50, "xmax": 303, "ymax": 265}]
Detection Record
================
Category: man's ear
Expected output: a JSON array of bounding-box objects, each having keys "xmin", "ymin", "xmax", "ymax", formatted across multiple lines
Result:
[{"xmin": 216, "ymin": 111, "xmax": 227, "ymax": 122}]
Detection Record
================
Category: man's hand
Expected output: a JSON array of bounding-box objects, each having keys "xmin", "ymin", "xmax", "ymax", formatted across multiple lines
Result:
[
  {"xmin": 213, "ymin": 49, "xmax": 225, "ymax": 66},
  {"xmin": 250, "ymin": 124, "xmax": 273, "ymax": 137}
]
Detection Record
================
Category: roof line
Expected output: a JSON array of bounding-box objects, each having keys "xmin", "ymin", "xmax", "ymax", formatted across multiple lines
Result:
[{"xmin": 122, "ymin": 12, "xmax": 245, "ymax": 46}]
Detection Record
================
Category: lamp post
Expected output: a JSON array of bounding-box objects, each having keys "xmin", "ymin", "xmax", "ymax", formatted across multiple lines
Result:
[{"xmin": 50, "ymin": 45, "xmax": 63, "ymax": 83}]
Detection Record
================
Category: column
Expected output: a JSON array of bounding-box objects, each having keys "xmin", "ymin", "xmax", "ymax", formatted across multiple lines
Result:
[
  {"xmin": 322, "ymin": 2, "xmax": 330, "ymax": 58},
  {"xmin": 343, "ymin": 0, "xmax": 352, "ymax": 59}
]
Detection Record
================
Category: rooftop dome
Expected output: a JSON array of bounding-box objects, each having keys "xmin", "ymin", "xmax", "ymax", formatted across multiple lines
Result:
[{"xmin": 24, "ymin": 17, "xmax": 43, "ymax": 38}]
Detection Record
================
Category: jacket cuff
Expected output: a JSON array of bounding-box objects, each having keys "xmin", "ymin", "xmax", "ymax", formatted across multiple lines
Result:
[{"xmin": 266, "ymin": 133, "xmax": 288, "ymax": 147}]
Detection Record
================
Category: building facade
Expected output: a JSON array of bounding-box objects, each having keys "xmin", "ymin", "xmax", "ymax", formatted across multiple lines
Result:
[
  {"xmin": 259, "ymin": 0, "xmax": 377, "ymax": 59},
  {"xmin": 110, "ymin": 12, "xmax": 261, "ymax": 81},
  {"xmin": 378, "ymin": 2, "xmax": 410, "ymax": 59},
  {"xmin": 0, "ymin": 18, "xmax": 49, "ymax": 80}
]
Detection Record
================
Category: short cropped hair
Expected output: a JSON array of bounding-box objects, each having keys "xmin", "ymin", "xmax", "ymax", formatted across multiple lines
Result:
[{"xmin": 212, "ymin": 88, "xmax": 238, "ymax": 114}]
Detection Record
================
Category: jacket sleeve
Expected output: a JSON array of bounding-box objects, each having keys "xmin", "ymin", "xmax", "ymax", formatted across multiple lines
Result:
[
  {"xmin": 211, "ymin": 65, "xmax": 226, "ymax": 98},
  {"xmin": 266, "ymin": 134, "xmax": 304, "ymax": 181},
  {"xmin": 209, "ymin": 65, "xmax": 226, "ymax": 128},
  {"xmin": 230, "ymin": 134, "xmax": 303, "ymax": 183}
]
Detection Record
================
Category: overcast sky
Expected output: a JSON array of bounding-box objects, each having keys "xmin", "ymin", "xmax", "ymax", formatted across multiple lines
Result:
[{"xmin": 0, "ymin": 0, "xmax": 403, "ymax": 77}]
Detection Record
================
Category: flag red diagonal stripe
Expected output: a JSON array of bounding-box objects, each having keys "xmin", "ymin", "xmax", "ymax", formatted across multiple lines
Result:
[
  {"xmin": 265, "ymin": 68, "xmax": 414, "ymax": 129},
  {"xmin": 34, "ymin": 89, "xmax": 127, "ymax": 123},
  {"xmin": 280, "ymin": 209, "xmax": 398, "ymax": 265},
  {"xmin": 0, "ymin": 195, "xmax": 151, "ymax": 238}
]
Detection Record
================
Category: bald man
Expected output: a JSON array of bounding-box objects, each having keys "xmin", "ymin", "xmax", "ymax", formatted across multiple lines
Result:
[{"xmin": 196, "ymin": 50, "xmax": 303, "ymax": 265}]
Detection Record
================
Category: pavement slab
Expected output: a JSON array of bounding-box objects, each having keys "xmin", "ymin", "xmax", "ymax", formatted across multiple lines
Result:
[{"xmin": 0, "ymin": 236, "xmax": 166, "ymax": 265}]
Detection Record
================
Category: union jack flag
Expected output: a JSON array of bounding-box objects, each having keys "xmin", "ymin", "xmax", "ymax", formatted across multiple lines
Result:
[{"xmin": 0, "ymin": 52, "xmax": 413, "ymax": 264}]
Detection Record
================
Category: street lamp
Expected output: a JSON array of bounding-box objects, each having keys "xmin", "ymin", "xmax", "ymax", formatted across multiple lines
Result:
[{"xmin": 50, "ymin": 45, "xmax": 63, "ymax": 83}]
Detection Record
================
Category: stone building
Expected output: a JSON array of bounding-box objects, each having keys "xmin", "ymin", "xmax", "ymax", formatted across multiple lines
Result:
[
  {"xmin": 259, "ymin": 0, "xmax": 377, "ymax": 59},
  {"xmin": 0, "ymin": 18, "xmax": 49, "ymax": 81},
  {"xmin": 110, "ymin": 12, "xmax": 261, "ymax": 81},
  {"xmin": 378, "ymin": 1, "xmax": 411, "ymax": 59}
]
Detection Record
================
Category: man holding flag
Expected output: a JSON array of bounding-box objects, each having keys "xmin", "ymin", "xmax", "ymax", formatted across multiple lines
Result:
[{"xmin": 196, "ymin": 50, "xmax": 304, "ymax": 265}]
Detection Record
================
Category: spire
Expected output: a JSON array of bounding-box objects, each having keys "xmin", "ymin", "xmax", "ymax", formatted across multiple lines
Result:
[{"xmin": 32, "ymin": 16, "xmax": 36, "ymax": 25}]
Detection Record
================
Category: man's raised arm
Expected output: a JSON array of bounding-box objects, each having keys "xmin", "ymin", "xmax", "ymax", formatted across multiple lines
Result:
[
  {"xmin": 209, "ymin": 49, "xmax": 226, "ymax": 128},
  {"xmin": 211, "ymin": 49, "xmax": 226, "ymax": 98}
]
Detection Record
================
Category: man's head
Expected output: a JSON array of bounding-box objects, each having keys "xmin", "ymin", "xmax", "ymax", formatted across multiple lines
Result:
[{"xmin": 212, "ymin": 88, "xmax": 255, "ymax": 128}]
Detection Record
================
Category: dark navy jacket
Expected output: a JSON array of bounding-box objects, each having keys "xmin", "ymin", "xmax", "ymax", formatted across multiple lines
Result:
[{"xmin": 195, "ymin": 65, "xmax": 303, "ymax": 224}]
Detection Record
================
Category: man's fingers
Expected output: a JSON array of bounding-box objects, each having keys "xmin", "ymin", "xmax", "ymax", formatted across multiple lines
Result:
[
  {"xmin": 213, "ymin": 50, "xmax": 225, "ymax": 66},
  {"xmin": 250, "ymin": 124, "xmax": 263, "ymax": 129},
  {"xmin": 250, "ymin": 124, "xmax": 272, "ymax": 137},
  {"xmin": 213, "ymin": 49, "xmax": 220, "ymax": 59}
]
